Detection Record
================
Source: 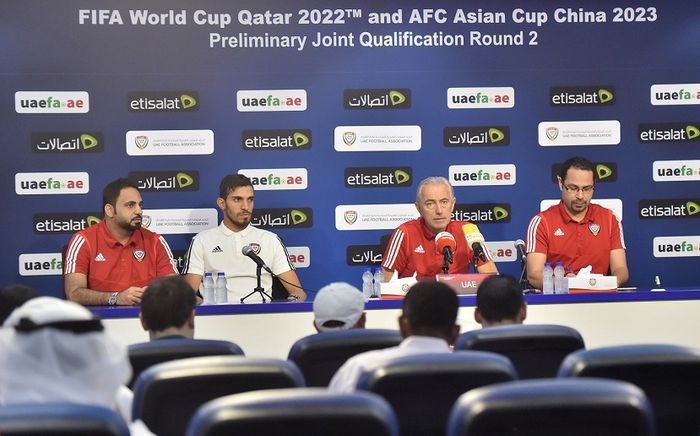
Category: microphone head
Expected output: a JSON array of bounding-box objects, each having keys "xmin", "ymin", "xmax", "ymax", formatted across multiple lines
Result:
[
  {"xmin": 241, "ymin": 245, "xmax": 254, "ymax": 256},
  {"xmin": 461, "ymin": 223, "xmax": 485, "ymax": 245},
  {"xmin": 435, "ymin": 231, "xmax": 457, "ymax": 253},
  {"xmin": 514, "ymin": 239, "xmax": 525, "ymax": 249}
]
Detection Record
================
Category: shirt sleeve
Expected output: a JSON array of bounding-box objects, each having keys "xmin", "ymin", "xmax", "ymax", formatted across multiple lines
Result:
[
  {"xmin": 63, "ymin": 232, "xmax": 90, "ymax": 275},
  {"xmin": 381, "ymin": 226, "xmax": 407, "ymax": 273},
  {"xmin": 181, "ymin": 236, "xmax": 205, "ymax": 275},
  {"xmin": 610, "ymin": 213, "xmax": 626, "ymax": 250},
  {"xmin": 155, "ymin": 234, "xmax": 178, "ymax": 275},
  {"xmin": 526, "ymin": 214, "xmax": 548, "ymax": 255},
  {"xmin": 270, "ymin": 235, "xmax": 294, "ymax": 275}
]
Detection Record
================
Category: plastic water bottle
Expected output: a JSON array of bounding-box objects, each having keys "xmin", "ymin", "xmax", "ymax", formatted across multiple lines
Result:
[
  {"xmin": 361, "ymin": 267, "xmax": 373, "ymax": 302},
  {"xmin": 542, "ymin": 262, "xmax": 554, "ymax": 294},
  {"xmin": 554, "ymin": 262, "xmax": 566, "ymax": 294},
  {"xmin": 372, "ymin": 267, "xmax": 384, "ymax": 299},
  {"xmin": 215, "ymin": 272, "xmax": 228, "ymax": 304},
  {"xmin": 202, "ymin": 272, "xmax": 215, "ymax": 305}
]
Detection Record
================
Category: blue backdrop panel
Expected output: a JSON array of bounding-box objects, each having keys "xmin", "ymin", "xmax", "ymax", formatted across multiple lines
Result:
[{"xmin": 1, "ymin": 0, "xmax": 698, "ymax": 297}]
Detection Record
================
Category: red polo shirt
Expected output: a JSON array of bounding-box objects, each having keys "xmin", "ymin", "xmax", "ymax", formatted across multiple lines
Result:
[
  {"xmin": 526, "ymin": 201, "xmax": 625, "ymax": 275},
  {"xmin": 382, "ymin": 218, "xmax": 493, "ymax": 280},
  {"xmin": 63, "ymin": 220, "xmax": 177, "ymax": 292}
]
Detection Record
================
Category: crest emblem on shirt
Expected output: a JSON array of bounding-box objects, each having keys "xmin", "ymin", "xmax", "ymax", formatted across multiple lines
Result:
[
  {"xmin": 589, "ymin": 223, "xmax": 600, "ymax": 236},
  {"xmin": 344, "ymin": 210, "xmax": 357, "ymax": 225},
  {"xmin": 249, "ymin": 243, "xmax": 261, "ymax": 255},
  {"xmin": 133, "ymin": 249, "xmax": 146, "ymax": 262}
]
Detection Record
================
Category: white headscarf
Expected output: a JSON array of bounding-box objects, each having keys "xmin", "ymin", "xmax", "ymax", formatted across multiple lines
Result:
[{"xmin": 0, "ymin": 297, "xmax": 131, "ymax": 408}]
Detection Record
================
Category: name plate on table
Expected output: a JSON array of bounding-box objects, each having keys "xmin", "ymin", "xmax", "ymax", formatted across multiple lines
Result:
[{"xmin": 436, "ymin": 273, "xmax": 496, "ymax": 295}]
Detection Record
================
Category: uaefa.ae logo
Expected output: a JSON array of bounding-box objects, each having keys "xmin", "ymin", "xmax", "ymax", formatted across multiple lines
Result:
[
  {"xmin": 551, "ymin": 162, "xmax": 617, "ymax": 183},
  {"xmin": 653, "ymin": 236, "xmax": 700, "ymax": 258},
  {"xmin": 651, "ymin": 83, "xmax": 700, "ymax": 106},
  {"xmin": 452, "ymin": 203, "xmax": 511, "ymax": 223},
  {"xmin": 128, "ymin": 171, "xmax": 199, "ymax": 192},
  {"xmin": 237, "ymin": 89, "xmax": 307, "ymax": 112},
  {"xmin": 242, "ymin": 130, "xmax": 311, "ymax": 150},
  {"xmin": 447, "ymin": 87, "xmax": 514, "ymax": 109},
  {"xmin": 653, "ymin": 160, "xmax": 700, "ymax": 182},
  {"xmin": 128, "ymin": 91, "xmax": 199, "ymax": 112},
  {"xmin": 237, "ymin": 168, "xmax": 308, "ymax": 191},
  {"xmin": 449, "ymin": 164, "xmax": 515, "ymax": 186},
  {"xmin": 32, "ymin": 132, "xmax": 103, "ymax": 153},
  {"xmin": 15, "ymin": 91, "xmax": 89, "ymax": 113},
  {"xmin": 550, "ymin": 86, "xmax": 615, "ymax": 106},
  {"xmin": 251, "ymin": 208, "xmax": 313, "ymax": 229},
  {"xmin": 639, "ymin": 199, "xmax": 700, "ymax": 219},
  {"xmin": 638, "ymin": 123, "xmax": 700, "ymax": 143},
  {"xmin": 344, "ymin": 167, "xmax": 412, "ymax": 188},
  {"xmin": 444, "ymin": 126, "xmax": 509, "ymax": 146},
  {"xmin": 344, "ymin": 89, "xmax": 411, "ymax": 109}
]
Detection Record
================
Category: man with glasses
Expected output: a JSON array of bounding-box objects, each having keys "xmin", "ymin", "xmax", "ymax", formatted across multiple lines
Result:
[
  {"xmin": 526, "ymin": 157, "xmax": 628, "ymax": 289},
  {"xmin": 381, "ymin": 176, "xmax": 498, "ymax": 280}
]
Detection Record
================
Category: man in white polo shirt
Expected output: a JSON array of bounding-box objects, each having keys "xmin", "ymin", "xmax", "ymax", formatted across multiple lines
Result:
[{"xmin": 182, "ymin": 174, "xmax": 305, "ymax": 303}]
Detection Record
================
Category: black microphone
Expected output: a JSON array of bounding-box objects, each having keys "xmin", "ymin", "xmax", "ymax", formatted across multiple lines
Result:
[
  {"xmin": 514, "ymin": 239, "xmax": 527, "ymax": 262},
  {"xmin": 241, "ymin": 245, "xmax": 273, "ymax": 274}
]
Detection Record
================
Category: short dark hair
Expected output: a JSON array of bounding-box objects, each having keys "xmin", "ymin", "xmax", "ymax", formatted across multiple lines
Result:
[
  {"xmin": 141, "ymin": 276, "xmax": 196, "ymax": 332},
  {"xmin": 559, "ymin": 157, "xmax": 596, "ymax": 182},
  {"xmin": 402, "ymin": 281, "xmax": 458, "ymax": 336},
  {"xmin": 103, "ymin": 178, "xmax": 140, "ymax": 209},
  {"xmin": 0, "ymin": 284, "xmax": 38, "ymax": 324},
  {"xmin": 476, "ymin": 275, "xmax": 524, "ymax": 323},
  {"xmin": 219, "ymin": 174, "xmax": 253, "ymax": 200}
]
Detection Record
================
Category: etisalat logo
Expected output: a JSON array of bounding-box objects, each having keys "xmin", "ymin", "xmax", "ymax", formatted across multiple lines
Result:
[
  {"xmin": 127, "ymin": 92, "xmax": 199, "ymax": 112},
  {"xmin": 344, "ymin": 167, "xmax": 412, "ymax": 188},
  {"xmin": 551, "ymin": 162, "xmax": 618, "ymax": 183},
  {"xmin": 452, "ymin": 204, "xmax": 511, "ymax": 223},
  {"xmin": 33, "ymin": 213, "xmax": 101, "ymax": 234},
  {"xmin": 549, "ymin": 86, "xmax": 615, "ymax": 106},
  {"xmin": 251, "ymin": 208, "xmax": 313, "ymax": 229},
  {"xmin": 242, "ymin": 129, "xmax": 311, "ymax": 150},
  {"xmin": 31, "ymin": 132, "xmax": 103, "ymax": 153},
  {"xmin": 128, "ymin": 171, "xmax": 199, "ymax": 192},
  {"xmin": 346, "ymin": 245, "xmax": 384, "ymax": 265},
  {"xmin": 639, "ymin": 199, "xmax": 700, "ymax": 219},
  {"xmin": 638, "ymin": 123, "xmax": 700, "ymax": 143},
  {"xmin": 444, "ymin": 126, "xmax": 509, "ymax": 146},
  {"xmin": 344, "ymin": 89, "xmax": 411, "ymax": 109}
]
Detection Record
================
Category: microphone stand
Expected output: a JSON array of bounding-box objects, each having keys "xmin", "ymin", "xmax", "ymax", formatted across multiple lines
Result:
[
  {"xmin": 441, "ymin": 247, "xmax": 453, "ymax": 274},
  {"xmin": 240, "ymin": 264, "xmax": 273, "ymax": 303}
]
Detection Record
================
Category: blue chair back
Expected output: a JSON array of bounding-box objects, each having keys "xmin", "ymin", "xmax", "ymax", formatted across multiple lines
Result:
[
  {"xmin": 455, "ymin": 324, "xmax": 585, "ymax": 378},
  {"xmin": 0, "ymin": 403, "xmax": 129, "ymax": 436},
  {"xmin": 357, "ymin": 351, "xmax": 517, "ymax": 436},
  {"xmin": 287, "ymin": 329, "xmax": 402, "ymax": 386},
  {"xmin": 447, "ymin": 378, "xmax": 654, "ymax": 436},
  {"xmin": 128, "ymin": 338, "xmax": 244, "ymax": 387},
  {"xmin": 132, "ymin": 355, "xmax": 304, "ymax": 436},
  {"xmin": 185, "ymin": 388, "xmax": 399, "ymax": 436},
  {"xmin": 558, "ymin": 344, "xmax": 700, "ymax": 436}
]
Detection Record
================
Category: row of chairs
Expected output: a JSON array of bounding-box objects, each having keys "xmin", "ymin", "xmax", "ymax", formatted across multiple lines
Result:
[
  {"xmin": 128, "ymin": 324, "xmax": 585, "ymax": 388},
  {"xmin": 0, "ymin": 379, "xmax": 657, "ymax": 436}
]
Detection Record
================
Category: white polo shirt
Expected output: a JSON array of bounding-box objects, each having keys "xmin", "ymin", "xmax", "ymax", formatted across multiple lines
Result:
[{"xmin": 183, "ymin": 222, "xmax": 294, "ymax": 303}]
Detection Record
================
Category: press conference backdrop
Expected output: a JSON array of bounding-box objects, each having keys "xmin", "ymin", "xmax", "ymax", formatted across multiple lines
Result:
[{"xmin": 2, "ymin": 0, "xmax": 698, "ymax": 297}]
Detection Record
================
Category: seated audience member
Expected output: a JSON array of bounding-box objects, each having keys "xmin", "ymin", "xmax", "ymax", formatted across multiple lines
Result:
[
  {"xmin": 328, "ymin": 281, "xmax": 459, "ymax": 393},
  {"xmin": 313, "ymin": 282, "xmax": 366, "ymax": 333},
  {"xmin": 474, "ymin": 275, "xmax": 527, "ymax": 327},
  {"xmin": 0, "ymin": 297, "xmax": 153, "ymax": 435},
  {"xmin": 0, "ymin": 284, "xmax": 38, "ymax": 324},
  {"xmin": 140, "ymin": 276, "xmax": 196, "ymax": 340}
]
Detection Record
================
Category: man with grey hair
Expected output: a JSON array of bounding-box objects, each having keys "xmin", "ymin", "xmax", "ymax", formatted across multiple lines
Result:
[{"xmin": 381, "ymin": 176, "xmax": 497, "ymax": 280}]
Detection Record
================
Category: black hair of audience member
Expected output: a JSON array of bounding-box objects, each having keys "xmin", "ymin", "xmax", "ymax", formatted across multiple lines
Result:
[
  {"xmin": 140, "ymin": 276, "xmax": 196, "ymax": 333},
  {"xmin": 475, "ymin": 275, "xmax": 526, "ymax": 326},
  {"xmin": 0, "ymin": 284, "xmax": 39, "ymax": 324},
  {"xmin": 401, "ymin": 280, "xmax": 459, "ymax": 340}
]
